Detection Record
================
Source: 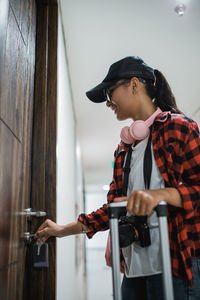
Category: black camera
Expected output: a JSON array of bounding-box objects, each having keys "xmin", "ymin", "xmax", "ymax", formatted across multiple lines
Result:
[{"xmin": 118, "ymin": 215, "xmax": 151, "ymax": 248}]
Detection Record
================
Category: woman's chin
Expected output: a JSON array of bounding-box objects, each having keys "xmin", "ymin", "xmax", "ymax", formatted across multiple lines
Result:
[{"xmin": 116, "ymin": 114, "xmax": 127, "ymax": 121}]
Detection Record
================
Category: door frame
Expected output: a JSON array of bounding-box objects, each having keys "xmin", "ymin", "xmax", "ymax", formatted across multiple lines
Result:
[{"xmin": 24, "ymin": 1, "xmax": 58, "ymax": 299}]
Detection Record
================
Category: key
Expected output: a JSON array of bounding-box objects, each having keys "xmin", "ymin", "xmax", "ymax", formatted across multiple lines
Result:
[
  {"xmin": 37, "ymin": 240, "xmax": 44, "ymax": 256},
  {"xmin": 33, "ymin": 241, "xmax": 48, "ymax": 268}
]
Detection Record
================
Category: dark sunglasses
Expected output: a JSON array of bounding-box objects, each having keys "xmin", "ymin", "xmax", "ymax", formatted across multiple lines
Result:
[{"xmin": 104, "ymin": 78, "xmax": 147, "ymax": 102}]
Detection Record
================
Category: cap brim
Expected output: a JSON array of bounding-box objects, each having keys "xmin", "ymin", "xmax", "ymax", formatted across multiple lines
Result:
[{"xmin": 86, "ymin": 81, "xmax": 114, "ymax": 103}]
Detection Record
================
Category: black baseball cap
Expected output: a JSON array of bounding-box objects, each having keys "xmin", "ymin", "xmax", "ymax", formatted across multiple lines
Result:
[{"xmin": 86, "ymin": 56, "xmax": 155, "ymax": 103}]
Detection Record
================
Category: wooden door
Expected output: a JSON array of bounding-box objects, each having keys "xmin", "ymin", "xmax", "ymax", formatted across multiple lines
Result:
[
  {"xmin": 0, "ymin": 0, "xmax": 57, "ymax": 299},
  {"xmin": 0, "ymin": 0, "xmax": 36, "ymax": 298}
]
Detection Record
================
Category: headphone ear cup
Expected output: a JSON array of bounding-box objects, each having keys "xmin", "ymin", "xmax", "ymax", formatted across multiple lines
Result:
[
  {"xmin": 129, "ymin": 121, "xmax": 149, "ymax": 140},
  {"xmin": 120, "ymin": 108, "xmax": 162, "ymax": 144},
  {"xmin": 120, "ymin": 126, "xmax": 135, "ymax": 144}
]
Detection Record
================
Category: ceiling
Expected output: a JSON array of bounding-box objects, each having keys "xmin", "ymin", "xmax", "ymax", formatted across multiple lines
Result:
[{"xmin": 59, "ymin": 0, "xmax": 200, "ymax": 191}]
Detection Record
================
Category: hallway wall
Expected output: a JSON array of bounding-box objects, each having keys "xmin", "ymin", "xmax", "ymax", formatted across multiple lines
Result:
[
  {"xmin": 85, "ymin": 188, "xmax": 109, "ymax": 249},
  {"xmin": 56, "ymin": 10, "xmax": 86, "ymax": 300},
  {"xmin": 85, "ymin": 188, "xmax": 114, "ymax": 300}
]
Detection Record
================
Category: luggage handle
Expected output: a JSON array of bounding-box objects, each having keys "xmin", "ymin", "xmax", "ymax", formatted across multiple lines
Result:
[
  {"xmin": 108, "ymin": 200, "xmax": 167, "ymax": 218},
  {"xmin": 108, "ymin": 201, "xmax": 174, "ymax": 300}
]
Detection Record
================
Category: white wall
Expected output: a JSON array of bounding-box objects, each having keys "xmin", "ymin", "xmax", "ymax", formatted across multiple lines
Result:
[
  {"xmin": 85, "ymin": 188, "xmax": 113, "ymax": 300},
  {"xmin": 59, "ymin": 0, "xmax": 200, "ymax": 187},
  {"xmin": 85, "ymin": 188, "xmax": 109, "ymax": 249},
  {"xmin": 56, "ymin": 9, "xmax": 86, "ymax": 300}
]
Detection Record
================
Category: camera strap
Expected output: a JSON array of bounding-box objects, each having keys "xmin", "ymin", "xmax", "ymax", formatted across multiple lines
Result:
[
  {"xmin": 122, "ymin": 147, "xmax": 133, "ymax": 196},
  {"xmin": 143, "ymin": 128, "xmax": 152, "ymax": 190},
  {"xmin": 122, "ymin": 127, "xmax": 152, "ymax": 196}
]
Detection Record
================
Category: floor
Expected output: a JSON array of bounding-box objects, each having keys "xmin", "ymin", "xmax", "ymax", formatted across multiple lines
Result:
[{"xmin": 86, "ymin": 247, "xmax": 113, "ymax": 300}]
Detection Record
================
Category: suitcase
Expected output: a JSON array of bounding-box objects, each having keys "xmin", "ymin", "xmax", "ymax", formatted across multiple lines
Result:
[{"xmin": 108, "ymin": 201, "xmax": 174, "ymax": 300}]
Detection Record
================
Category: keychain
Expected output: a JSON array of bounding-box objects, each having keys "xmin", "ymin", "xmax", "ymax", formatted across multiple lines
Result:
[{"xmin": 33, "ymin": 240, "xmax": 49, "ymax": 268}]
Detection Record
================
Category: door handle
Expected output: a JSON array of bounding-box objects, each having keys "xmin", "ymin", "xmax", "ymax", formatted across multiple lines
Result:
[{"xmin": 24, "ymin": 208, "xmax": 47, "ymax": 220}]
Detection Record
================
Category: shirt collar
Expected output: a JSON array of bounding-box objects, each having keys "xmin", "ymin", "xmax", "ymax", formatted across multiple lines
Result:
[{"xmin": 155, "ymin": 111, "xmax": 171, "ymax": 122}]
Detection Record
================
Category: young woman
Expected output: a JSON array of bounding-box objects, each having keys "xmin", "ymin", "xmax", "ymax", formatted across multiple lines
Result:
[{"xmin": 35, "ymin": 56, "xmax": 200, "ymax": 300}]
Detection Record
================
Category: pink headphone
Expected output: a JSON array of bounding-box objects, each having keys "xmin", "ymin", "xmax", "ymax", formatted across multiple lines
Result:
[{"xmin": 120, "ymin": 107, "xmax": 162, "ymax": 144}]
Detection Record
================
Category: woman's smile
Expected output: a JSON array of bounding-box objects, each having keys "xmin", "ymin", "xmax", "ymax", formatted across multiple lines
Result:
[
  {"xmin": 106, "ymin": 101, "xmax": 118, "ymax": 113},
  {"xmin": 112, "ymin": 105, "xmax": 117, "ymax": 113},
  {"xmin": 111, "ymin": 105, "xmax": 118, "ymax": 115}
]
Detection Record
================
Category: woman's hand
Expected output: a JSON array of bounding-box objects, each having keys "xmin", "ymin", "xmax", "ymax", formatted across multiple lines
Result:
[
  {"xmin": 126, "ymin": 190, "xmax": 164, "ymax": 216},
  {"xmin": 126, "ymin": 188, "xmax": 182, "ymax": 216},
  {"xmin": 34, "ymin": 219, "xmax": 64, "ymax": 243}
]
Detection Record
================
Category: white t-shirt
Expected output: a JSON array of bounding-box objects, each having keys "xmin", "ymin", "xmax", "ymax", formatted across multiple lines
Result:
[{"xmin": 122, "ymin": 134, "xmax": 165, "ymax": 278}]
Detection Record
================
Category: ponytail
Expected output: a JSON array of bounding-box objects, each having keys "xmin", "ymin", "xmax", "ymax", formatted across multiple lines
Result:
[{"xmin": 145, "ymin": 69, "xmax": 183, "ymax": 114}]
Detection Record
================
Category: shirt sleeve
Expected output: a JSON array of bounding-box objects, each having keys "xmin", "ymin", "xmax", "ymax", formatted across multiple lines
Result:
[
  {"xmin": 78, "ymin": 179, "xmax": 117, "ymax": 238},
  {"xmin": 175, "ymin": 119, "xmax": 200, "ymax": 219}
]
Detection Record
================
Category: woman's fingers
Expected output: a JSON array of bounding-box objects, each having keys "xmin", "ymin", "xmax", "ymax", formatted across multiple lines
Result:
[
  {"xmin": 127, "ymin": 191, "xmax": 140, "ymax": 214},
  {"xmin": 36, "ymin": 219, "xmax": 48, "ymax": 232},
  {"xmin": 34, "ymin": 219, "xmax": 52, "ymax": 241},
  {"xmin": 36, "ymin": 227, "xmax": 49, "ymax": 241},
  {"xmin": 34, "ymin": 219, "xmax": 64, "ymax": 242},
  {"xmin": 127, "ymin": 190, "xmax": 155, "ymax": 216}
]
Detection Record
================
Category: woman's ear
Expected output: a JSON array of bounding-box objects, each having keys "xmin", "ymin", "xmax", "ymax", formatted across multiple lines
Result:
[
  {"xmin": 130, "ymin": 77, "xmax": 138, "ymax": 94},
  {"xmin": 131, "ymin": 77, "xmax": 140, "ymax": 86}
]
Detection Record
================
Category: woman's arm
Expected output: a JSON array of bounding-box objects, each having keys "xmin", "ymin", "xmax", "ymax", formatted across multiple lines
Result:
[
  {"xmin": 34, "ymin": 220, "xmax": 90, "ymax": 243},
  {"xmin": 34, "ymin": 178, "xmax": 117, "ymax": 242}
]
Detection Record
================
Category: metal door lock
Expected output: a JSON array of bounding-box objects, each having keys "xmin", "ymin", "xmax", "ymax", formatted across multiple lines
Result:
[
  {"xmin": 24, "ymin": 232, "xmax": 35, "ymax": 243},
  {"xmin": 24, "ymin": 208, "xmax": 47, "ymax": 220}
]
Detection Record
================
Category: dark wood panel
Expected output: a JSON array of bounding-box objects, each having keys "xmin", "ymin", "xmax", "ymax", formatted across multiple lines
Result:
[
  {"xmin": 31, "ymin": 1, "xmax": 48, "ymax": 216},
  {"xmin": 0, "ymin": 120, "xmax": 24, "ymax": 299},
  {"xmin": 0, "ymin": 4, "xmax": 27, "ymax": 142},
  {"xmin": 0, "ymin": 121, "xmax": 22, "ymax": 268},
  {"xmin": 44, "ymin": 3, "xmax": 57, "ymax": 294},
  {"xmin": 0, "ymin": 0, "xmax": 9, "ymax": 70},
  {"xmin": 19, "ymin": 0, "xmax": 36, "ymax": 238},
  {"xmin": 9, "ymin": 0, "xmax": 32, "ymax": 46},
  {"xmin": 0, "ymin": 268, "xmax": 8, "ymax": 299},
  {"xmin": 0, "ymin": 0, "xmax": 36, "ymax": 264},
  {"xmin": 0, "ymin": 0, "xmax": 36, "ymax": 299},
  {"xmin": 0, "ymin": 0, "xmax": 56, "ymax": 298},
  {"xmin": 0, "ymin": 261, "xmax": 25, "ymax": 300},
  {"xmin": 26, "ymin": 1, "xmax": 58, "ymax": 299},
  {"xmin": 45, "ymin": 0, "xmax": 57, "ymax": 220}
]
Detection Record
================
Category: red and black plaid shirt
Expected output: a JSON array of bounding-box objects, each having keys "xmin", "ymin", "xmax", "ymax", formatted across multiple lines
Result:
[{"xmin": 78, "ymin": 111, "xmax": 200, "ymax": 286}]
